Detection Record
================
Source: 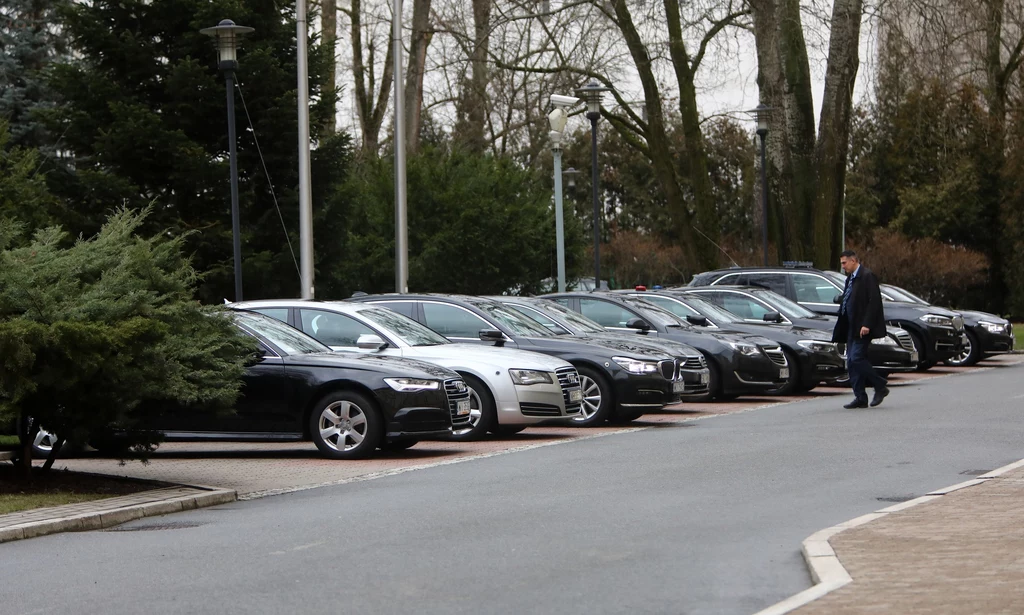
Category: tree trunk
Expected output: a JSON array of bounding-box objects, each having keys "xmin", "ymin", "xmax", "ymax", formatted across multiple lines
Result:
[
  {"xmin": 983, "ymin": 0, "xmax": 1010, "ymax": 312},
  {"xmin": 351, "ymin": 0, "xmax": 395, "ymax": 154},
  {"xmin": 404, "ymin": 0, "xmax": 433, "ymax": 153},
  {"xmin": 456, "ymin": 0, "xmax": 491, "ymax": 153},
  {"xmin": 322, "ymin": 0, "xmax": 338, "ymax": 135},
  {"xmin": 812, "ymin": 0, "xmax": 863, "ymax": 266}
]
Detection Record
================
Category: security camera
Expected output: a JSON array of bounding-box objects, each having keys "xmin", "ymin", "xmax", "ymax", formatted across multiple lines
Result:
[{"xmin": 549, "ymin": 94, "xmax": 580, "ymax": 108}]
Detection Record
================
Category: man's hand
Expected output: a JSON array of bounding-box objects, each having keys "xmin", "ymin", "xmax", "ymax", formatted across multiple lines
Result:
[{"xmin": 860, "ymin": 326, "xmax": 870, "ymax": 337}]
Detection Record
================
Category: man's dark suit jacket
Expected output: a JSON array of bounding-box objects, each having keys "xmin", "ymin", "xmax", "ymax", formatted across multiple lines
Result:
[{"xmin": 832, "ymin": 265, "xmax": 887, "ymax": 343}]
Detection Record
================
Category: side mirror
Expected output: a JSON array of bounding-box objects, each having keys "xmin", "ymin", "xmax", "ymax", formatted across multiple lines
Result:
[
  {"xmin": 478, "ymin": 329, "xmax": 506, "ymax": 346},
  {"xmin": 763, "ymin": 311, "xmax": 783, "ymax": 323},
  {"xmin": 833, "ymin": 293, "xmax": 842, "ymax": 304},
  {"xmin": 626, "ymin": 317, "xmax": 651, "ymax": 332},
  {"xmin": 356, "ymin": 334, "xmax": 388, "ymax": 350},
  {"xmin": 686, "ymin": 315, "xmax": 709, "ymax": 327}
]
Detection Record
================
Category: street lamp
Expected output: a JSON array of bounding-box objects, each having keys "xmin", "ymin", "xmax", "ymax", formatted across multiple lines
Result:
[
  {"xmin": 746, "ymin": 103, "xmax": 771, "ymax": 267},
  {"xmin": 575, "ymin": 80, "xmax": 612, "ymax": 289},
  {"xmin": 548, "ymin": 94, "xmax": 579, "ymax": 293},
  {"xmin": 201, "ymin": 19, "xmax": 254, "ymax": 302}
]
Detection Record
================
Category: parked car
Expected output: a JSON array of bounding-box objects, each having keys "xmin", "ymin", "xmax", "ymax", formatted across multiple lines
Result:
[
  {"xmin": 490, "ymin": 295, "xmax": 713, "ymax": 400},
  {"xmin": 232, "ymin": 299, "xmax": 583, "ymax": 439},
  {"xmin": 347, "ymin": 294, "xmax": 681, "ymax": 424},
  {"xmin": 689, "ymin": 267, "xmax": 965, "ymax": 369},
  {"xmin": 679, "ymin": 285, "xmax": 918, "ymax": 377},
  {"xmin": 30, "ymin": 311, "xmax": 472, "ymax": 460},
  {"xmin": 618, "ymin": 289, "xmax": 845, "ymax": 394},
  {"xmin": 874, "ymin": 283, "xmax": 1013, "ymax": 366},
  {"xmin": 540, "ymin": 291, "xmax": 791, "ymax": 400}
]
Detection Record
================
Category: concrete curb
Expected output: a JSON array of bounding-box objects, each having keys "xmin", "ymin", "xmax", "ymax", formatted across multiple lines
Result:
[
  {"xmin": 752, "ymin": 456, "xmax": 1024, "ymax": 615},
  {"xmin": 0, "ymin": 484, "xmax": 236, "ymax": 544}
]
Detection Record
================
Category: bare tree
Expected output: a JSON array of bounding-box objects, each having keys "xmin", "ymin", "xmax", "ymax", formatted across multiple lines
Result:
[{"xmin": 344, "ymin": 0, "xmax": 395, "ymax": 154}]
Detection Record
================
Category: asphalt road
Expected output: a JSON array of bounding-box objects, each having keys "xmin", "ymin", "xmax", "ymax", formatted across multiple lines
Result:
[{"xmin": 3, "ymin": 361, "xmax": 1023, "ymax": 615}]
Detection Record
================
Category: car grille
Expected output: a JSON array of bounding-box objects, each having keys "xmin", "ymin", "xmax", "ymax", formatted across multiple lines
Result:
[
  {"xmin": 681, "ymin": 355, "xmax": 706, "ymax": 370},
  {"xmin": 556, "ymin": 367, "xmax": 582, "ymax": 413},
  {"xmin": 520, "ymin": 402, "xmax": 562, "ymax": 417},
  {"xmin": 952, "ymin": 315, "xmax": 964, "ymax": 331},
  {"xmin": 891, "ymin": 329, "xmax": 916, "ymax": 352},
  {"xmin": 658, "ymin": 359, "xmax": 676, "ymax": 380},
  {"xmin": 763, "ymin": 346, "xmax": 788, "ymax": 366},
  {"xmin": 444, "ymin": 379, "xmax": 471, "ymax": 426},
  {"xmin": 681, "ymin": 381, "xmax": 710, "ymax": 395}
]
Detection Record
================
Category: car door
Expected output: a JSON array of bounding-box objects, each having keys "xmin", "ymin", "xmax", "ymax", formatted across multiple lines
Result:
[
  {"xmin": 791, "ymin": 273, "xmax": 843, "ymax": 315},
  {"xmin": 577, "ymin": 298, "xmax": 650, "ymax": 335}
]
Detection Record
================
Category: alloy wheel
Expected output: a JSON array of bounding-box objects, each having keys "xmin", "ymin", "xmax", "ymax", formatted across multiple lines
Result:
[
  {"xmin": 453, "ymin": 387, "xmax": 483, "ymax": 436},
  {"xmin": 33, "ymin": 429, "xmax": 59, "ymax": 455},
  {"xmin": 946, "ymin": 335, "xmax": 972, "ymax": 366},
  {"xmin": 317, "ymin": 400, "xmax": 368, "ymax": 453},
  {"xmin": 573, "ymin": 375, "xmax": 603, "ymax": 422}
]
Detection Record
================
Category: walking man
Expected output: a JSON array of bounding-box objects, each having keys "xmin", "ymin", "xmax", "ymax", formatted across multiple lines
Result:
[{"xmin": 832, "ymin": 250, "xmax": 890, "ymax": 408}]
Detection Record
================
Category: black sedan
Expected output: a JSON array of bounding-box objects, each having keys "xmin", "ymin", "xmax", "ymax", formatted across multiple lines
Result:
[
  {"xmin": 491, "ymin": 295, "xmax": 714, "ymax": 401},
  {"xmin": 151, "ymin": 311, "xmax": 469, "ymax": 459},
  {"xmin": 540, "ymin": 292, "xmax": 790, "ymax": 400},
  {"xmin": 347, "ymin": 294, "xmax": 680, "ymax": 425},
  {"xmin": 680, "ymin": 285, "xmax": 919, "ymax": 376},
  {"xmin": 878, "ymin": 283, "xmax": 1014, "ymax": 366},
  {"xmin": 618, "ymin": 289, "xmax": 846, "ymax": 394}
]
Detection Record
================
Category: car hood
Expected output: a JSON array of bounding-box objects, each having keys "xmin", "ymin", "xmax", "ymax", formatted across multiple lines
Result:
[
  {"xmin": 958, "ymin": 310, "xmax": 1008, "ymax": 325},
  {"xmin": 404, "ymin": 343, "xmax": 573, "ymax": 371},
  {"xmin": 712, "ymin": 323, "xmax": 833, "ymax": 342},
  {"xmin": 517, "ymin": 335, "xmax": 675, "ymax": 360},
  {"xmin": 574, "ymin": 332, "xmax": 703, "ymax": 359},
  {"xmin": 886, "ymin": 301, "xmax": 958, "ymax": 318},
  {"xmin": 285, "ymin": 352, "xmax": 460, "ymax": 380}
]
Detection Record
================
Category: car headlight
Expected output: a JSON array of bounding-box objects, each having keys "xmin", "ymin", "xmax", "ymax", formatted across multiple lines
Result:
[
  {"xmin": 383, "ymin": 378, "xmax": 440, "ymax": 392},
  {"xmin": 870, "ymin": 336, "xmax": 898, "ymax": 346},
  {"xmin": 509, "ymin": 369, "xmax": 553, "ymax": 385},
  {"xmin": 797, "ymin": 340, "xmax": 838, "ymax": 353},
  {"xmin": 612, "ymin": 356, "xmax": 659, "ymax": 374},
  {"xmin": 919, "ymin": 314, "xmax": 953, "ymax": 327},
  {"xmin": 726, "ymin": 341, "xmax": 760, "ymax": 356},
  {"xmin": 979, "ymin": 321, "xmax": 1006, "ymax": 333}
]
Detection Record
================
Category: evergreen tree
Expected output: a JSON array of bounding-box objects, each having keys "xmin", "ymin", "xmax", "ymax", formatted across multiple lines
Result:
[
  {"xmin": 41, "ymin": 0, "xmax": 345, "ymax": 303},
  {"xmin": 0, "ymin": 0, "xmax": 68, "ymax": 151}
]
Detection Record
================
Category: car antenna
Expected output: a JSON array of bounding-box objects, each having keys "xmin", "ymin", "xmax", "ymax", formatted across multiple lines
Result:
[{"xmin": 692, "ymin": 226, "xmax": 740, "ymax": 268}]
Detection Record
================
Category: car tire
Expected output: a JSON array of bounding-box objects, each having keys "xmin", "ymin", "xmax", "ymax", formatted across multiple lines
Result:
[
  {"xmin": 309, "ymin": 390, "xmax": 381, "ymax": 460},
  {"xmin": 572, "ymin": 365, "xmax": 614, "ymax": 426},
  {"xmin": 489, "ymin": 425, "xmax": 527, "ymax": 436},
  {"xmin": 379, "ymin": 439, "xmax": 418, "ymax": 451},
  {"xmin": 944, "ymin": 331, "xmax": 981, "ymax": 367},
  {"xmin": 451, "ymin": 374, "xmax": 497, "ymax": 441},
  {"xmin": 906, "ymin": 329, "xmax": 933, "ymax": 371},
  {"xmin": 685, "ymin": 354, "xmax": 719, "ymax": 403},
  {"xmin": 766, "ymin": 348, "xmax": 800, "ymax": 396}
]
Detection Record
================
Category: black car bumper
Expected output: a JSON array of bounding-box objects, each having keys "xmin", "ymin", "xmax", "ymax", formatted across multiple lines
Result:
[
  {"xmin": 385, "ymin": 406, "xmax": 453, "ymax": 439},
  {"xmin": 865, "ymin": 344, "xmax": 917, "ymax": 372},
  {"xmin": 721, "ymin": 353, "xmax": 787, "ymax": 395},
  {"xmin": 612, "ymin": 372, "xmax": 675, "ymax": 409},
  {"xmin": 922, "ymin": 324, "xmax": 964, "ymax": 362},
  {"xmin": 799, "ymin": 351, "xmax": 846, "ymax": 385},
  {"xmin": 971, "ymin": 324, "xmax": 1015, "ymax": 354}
]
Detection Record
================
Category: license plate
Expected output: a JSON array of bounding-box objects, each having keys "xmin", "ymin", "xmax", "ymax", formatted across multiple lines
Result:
[
  {"xmin": 673, "ymin": 381, "xmax": 686, "ymax": 393},
  {"xmin": 700, "ymin": 372, "xmax": 710, "ymax": 384},
  {"xmin": 456, "ymin": 399, "xmax": 471, "ymax": 416},
  {"xmin": 910, "ymin": 351, "xmax": 919, "ymax": 363},
  {"xmin": 569, "ymin": 389, "xmax": 583, "ymax": 402},
  {"xmin": 779, "ymin": 368, "xmax": 790, "ymax": 379}
]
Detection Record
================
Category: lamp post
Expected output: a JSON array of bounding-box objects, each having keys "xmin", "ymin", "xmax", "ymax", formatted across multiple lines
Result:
[
  {"xmin": 296, "ymin": 0, "xmax": 315, "ymax": 299},
  {"xmin": 575, "ymin": 80, "xmax": 612, "ymax": 289},
  {"xmin": 201, "ymin": 19, "xmax": 254, "ymax": 302},
  {"xmin": 393, "ymin": 0, "xmax": 408, "ymax": 293},
  {"xmin": 747, "ymin": 103, "xmax": 771, "ymax": 267},
  {"xmin": 563, "ymin": 167, "xmax": 580, "ymax": 193},
  {"xmin": 548, "ymin": 95, "xmax": 578, "ymax": 293}
]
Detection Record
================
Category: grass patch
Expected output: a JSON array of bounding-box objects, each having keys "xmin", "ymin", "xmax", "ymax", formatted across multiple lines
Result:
[
  {"xmin": 1013, "ymin": 323, "xmax": 1021, "ymax": 350},
  {"xmin": 0, "ymin": 435, "xmax": 19, "ymax": 447},
  {"xmin": 0, "ymin": 465, "xmax": 158, "ymax": 516}
]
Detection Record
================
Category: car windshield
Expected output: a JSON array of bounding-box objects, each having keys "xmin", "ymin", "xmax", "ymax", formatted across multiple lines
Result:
[
  {"xmin": 885, "ymin": 285, "xmax": 928, "ymax": 304},
  {"xmin": 680, "ymin": 295, "xmax": 743, "ymax": 323},
  {"xmin": 618, "ymin": 296, "xmax": 691, "ymax": 328},
  {"xmin": 235, "ymin": 311, "xmax": 330, "ymax": 355},
  {"xmin": 467, "ymin": 299, "xmax": 555, "ymax": 337},
  {"xmin": 357, "ymin": 307, "xmax": 450, "ymax": 346},
  {"xmin": 749, "ymin": 289, "xmax": 819, "ymax": 319},
  {"xmin": 822, "ymin": 270, "xmax": 848, "ymax": 287},
  {"xmin": 534, "ymin": 300, "xmax": 608, "ymax": 334}
]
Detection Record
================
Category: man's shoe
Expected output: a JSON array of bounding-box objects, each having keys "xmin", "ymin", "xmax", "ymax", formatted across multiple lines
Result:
[
  {"xmin": 870, "ymin": 386, "xmax": 890, "ymax": 407},
  {"xmin": 844, "ymin": 399, "xmax": 868, "ymax": 409}
]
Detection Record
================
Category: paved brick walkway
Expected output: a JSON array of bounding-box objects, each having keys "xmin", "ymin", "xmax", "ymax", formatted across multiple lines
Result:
[{"xmin": 795, "ymin": 466, "xmax": 1024, "ymax": 614}]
